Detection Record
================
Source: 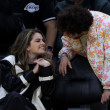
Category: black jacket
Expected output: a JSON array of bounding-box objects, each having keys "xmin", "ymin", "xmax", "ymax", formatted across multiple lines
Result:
[{"xmin": 0, "ymin": 55, "xmax": 54, "ymax": 110}]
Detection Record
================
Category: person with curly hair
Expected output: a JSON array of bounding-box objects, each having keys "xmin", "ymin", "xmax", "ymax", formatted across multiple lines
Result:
[
  {"xmin": 54, "ymin": 0, "xmax": 110, "ymax": 60},
  {"xmin": 57, "ymin": 5, "xmax": 110, "ymax": 104}
]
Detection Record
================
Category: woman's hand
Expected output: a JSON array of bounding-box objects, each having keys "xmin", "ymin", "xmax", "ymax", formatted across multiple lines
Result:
[
  {"xmin": 33, "ymin": 63, "xmax": 39, "ymax": 74},
  {"xmin": 33, "ymin": 58, "xmax": 50, "ymax": 74},
  {"xmin": 34, "ymin": 58, "xmax": 50, "ymax": 67},
  {"xmin": 101, "ymin": 90, "xmax": 110, "ymax": 104},
  {"xmin": 59, "ymin": 56, "xmax": 72, "ymax": 76}
]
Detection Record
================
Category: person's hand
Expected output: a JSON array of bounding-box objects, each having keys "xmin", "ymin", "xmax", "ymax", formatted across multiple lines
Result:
[
  {"xmin": 59, "ymin": 56, "xmax": 72, "ymax": 76},
  {"xmin": 33, "ymin": 63, "xmax": 39, "ymax": 74},
  {"xmin": 33, "ymin": 58, "xmax": 50, "ymax": 74},
  {"xmin": 101, "ymin": 90, "xmax": 110, "ymax": 104},
  {"xmin": 45, "ymin": 50, "xmax": 53, "ymax": 59},
  {"xmin": 34, "ymin": 58, "xmax": 51, "ymax": 67}
]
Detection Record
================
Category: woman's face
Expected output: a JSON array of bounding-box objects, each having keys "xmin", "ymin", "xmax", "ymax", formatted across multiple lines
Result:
[{"xmin": 27, "ymin": 32, "xmax": 46, "ymax": 57}]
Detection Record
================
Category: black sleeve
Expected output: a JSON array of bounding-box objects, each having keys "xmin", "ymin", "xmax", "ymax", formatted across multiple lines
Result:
[
  {"xmin": 54, "ymin": 0, "xmax": 72, "ymax": 14},
  {"xmin": 93, "ymin": 0, "xmax": 110, "ymax": 15},
  {"xmin": 40, "ymin": 66, "xmax": 55, "ymax": 110},
  {"xmin": 0, "ymin": 60, "xmax": 38, "ymax": 93}
]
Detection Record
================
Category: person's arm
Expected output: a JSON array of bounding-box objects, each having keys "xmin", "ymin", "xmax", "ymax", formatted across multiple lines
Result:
[
  {"xmin": 58, "ymin": 36, "xmax": 76, "ymax": 76},
  {"xmin": 33, "ymin": 58, "xmax": 54, "ymax": 96},
  {"xmin": 101, "ymin": 18, "xmax": 110, "ymax": 104},
  {"xmin": 93, "ymin": 0, "xmax": 110, "ymax": 15},
  {"xmin": 33, "ymin": 58, "xmax": 54, "ymax": 110},
  {"xmin": 40, "ymin": 66, "xmax": 54, "ymax": 110},
  {"xmin": 58, "ymin": 36, "xmax": 76, "ymax": 59},
  {"xmin": 40, "ymin": 0, "xmax": 57, "ymax": 59},
  {"xmin": 1, "ymin": 60, "xmax": 38, "ymax": 93},
  {"xmin": 44, "ymin": 20, "xmax": 57, "ymax": 48},
  {"xmin": 44, "ymin": 20, "xmax": 57, "ymax": 59}
]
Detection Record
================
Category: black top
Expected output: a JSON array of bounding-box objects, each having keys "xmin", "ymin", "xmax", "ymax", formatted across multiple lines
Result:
[
  {"xmin": 9, "ymin": 0, "xmax": 56, "ymax": 32},
  {"xmin": 0, "ymin": 0, "xmax": 56, "ymax": 55}
]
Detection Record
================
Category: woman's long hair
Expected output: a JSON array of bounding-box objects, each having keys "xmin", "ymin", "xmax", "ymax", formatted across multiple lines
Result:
[{"xmin": 11, "ymin": 29, "xmax": 46, "ymax": 75}]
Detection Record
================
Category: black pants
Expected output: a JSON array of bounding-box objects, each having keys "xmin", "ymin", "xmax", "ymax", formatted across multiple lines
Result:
[{"xmin": 0, "ymin": 91, "xmax": 37, "ymax": 110}]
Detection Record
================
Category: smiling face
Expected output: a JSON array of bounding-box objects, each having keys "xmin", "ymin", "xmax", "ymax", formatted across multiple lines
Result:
[{"xmin": 27, "ymin": 32, "xmax": 46, "ymax": 58}]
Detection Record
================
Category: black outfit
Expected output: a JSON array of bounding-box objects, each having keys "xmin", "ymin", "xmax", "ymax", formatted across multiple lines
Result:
[
  {"xmin": 9, "ymin": 0, "xmax": 55, "ymax": 32},
  {"xmin": 0, "ymin": 92, "xmax": 37, "ymax": 110},
  {"xmin": 0, "ymin": 55, "xmax": 54, "ymax": 110},
  {"xmin": 0, "ymin": 0, "xmax": 56, "ymax": 58}
]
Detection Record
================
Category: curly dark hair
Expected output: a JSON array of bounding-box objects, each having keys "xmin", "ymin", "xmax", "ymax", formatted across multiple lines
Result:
[{"xmin": 57, "ymin": 5, "xmax": 93, "ymax": 35}]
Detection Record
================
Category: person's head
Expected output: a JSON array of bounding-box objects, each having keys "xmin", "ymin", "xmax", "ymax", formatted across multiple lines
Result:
[
  {"xmin": 57, "ymin": 5, "xmax": 93, "ymax": 39},
  {"xmin": 11, "ymin": 29, "xmax": 46, "ymax": 67}
]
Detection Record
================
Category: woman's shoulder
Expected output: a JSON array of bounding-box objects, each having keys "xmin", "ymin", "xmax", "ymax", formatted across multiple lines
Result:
[{"xmin": 0, "ymin": 55, "xmax": 16, "ymax": 66}]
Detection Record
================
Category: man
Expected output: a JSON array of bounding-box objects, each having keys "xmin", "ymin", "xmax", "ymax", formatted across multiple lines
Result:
[
  {"xmin": 57, "ymin": 5, "xmax": 110, "ymax": 110},
  {"xmin": 54, "ymin": 0, "xmax": 110, "ymax": 57}
]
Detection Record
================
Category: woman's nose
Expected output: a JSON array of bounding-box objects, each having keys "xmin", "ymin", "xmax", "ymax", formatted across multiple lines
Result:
[{"xmin": 41, "ymin": 41, "xmax": 45, "ymax": 45}]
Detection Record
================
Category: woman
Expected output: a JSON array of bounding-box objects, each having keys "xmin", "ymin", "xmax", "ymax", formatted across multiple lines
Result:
[
  {"xmin": 0, "ymin": 29, "xmax": 55, "ymax": 110},
  {"xmin": 57, "ymin": 5, "xmax": 110, "ymax": 104}
]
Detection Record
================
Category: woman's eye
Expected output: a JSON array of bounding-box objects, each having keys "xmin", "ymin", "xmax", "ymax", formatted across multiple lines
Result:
[
  {"xmin": 36, "ymin": 40, "xmax": 40, "ymax": 42},
  {"xmin": 35, "ymin": 38, "xmax": 44, "ymax": 42}
]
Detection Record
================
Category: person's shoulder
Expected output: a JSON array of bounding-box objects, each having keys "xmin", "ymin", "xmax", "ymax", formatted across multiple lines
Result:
[
  {"xmin": 90, "ymin": 10, "xmax": 109, "ymax": 18},
  {"xmin": 1, "ymin": 55, "xmax": 16, "ymax": 66}
]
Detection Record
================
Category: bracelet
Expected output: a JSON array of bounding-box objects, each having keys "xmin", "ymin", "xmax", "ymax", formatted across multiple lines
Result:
[{"xmin": 60, "ymin": 54, "xmax": 68, "ymax": 59}]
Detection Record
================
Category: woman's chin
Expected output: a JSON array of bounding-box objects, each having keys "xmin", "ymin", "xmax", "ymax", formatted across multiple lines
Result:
[{"xmin": 40, "ymin": 51, "xmax": 46, "ymax": 55}]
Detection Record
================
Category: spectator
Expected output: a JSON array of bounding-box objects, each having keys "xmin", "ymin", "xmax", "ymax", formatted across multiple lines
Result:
[
  {"xmin": 57, "ymin": 5, "xmax": 110, "ymax": 105},
  {"xmin": 0, "ymin": 29, "xmax": 55, "ymax": 110},
  {"xmin": 0, "ymin": 0, "xmax": 57, "ymax": 60},
  {"xmin": 54, "ymin": 0, "xmax": 110, "ymax": 58}
]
